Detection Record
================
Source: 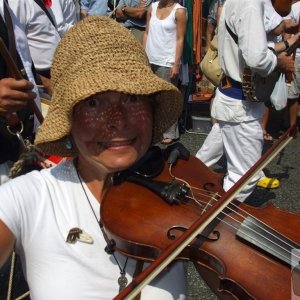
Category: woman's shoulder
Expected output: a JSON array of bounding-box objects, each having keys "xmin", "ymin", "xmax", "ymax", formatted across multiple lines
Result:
[
  {"xmin": 174, "ymin": 3, "xmax": 187, "ymax": 18},
  {"xmin": 174, "ymin": 3, "xmax": 186, "ymax": 9},
  {"xmin": 152, "ymin": 1, "xmax": 158, "ymax": 9},
  {"xmin": 174, "ymin": 3, "xmax": 187, "ymax": 14},
  {"xmin": 2, "ymin": 159, "xmax": 75, "ymax": 190}
]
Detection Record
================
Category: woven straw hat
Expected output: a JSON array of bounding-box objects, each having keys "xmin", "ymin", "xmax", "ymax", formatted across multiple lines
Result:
[{"xmin": 35, "ymin": 16, "xmax": 183, "ymax": 157}]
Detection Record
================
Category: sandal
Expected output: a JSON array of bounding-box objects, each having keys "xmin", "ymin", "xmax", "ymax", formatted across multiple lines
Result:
[
  {"xmin": 161, "ymin": 138, "xmax": 173, "ymax": 145},
  {"xmin": 256, "ymin": 177, "xmax": 280, "ymax": 189}
]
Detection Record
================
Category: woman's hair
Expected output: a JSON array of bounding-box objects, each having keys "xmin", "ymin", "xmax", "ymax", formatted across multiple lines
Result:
[{"xmin": 158, "ymin": 0, "xmax": 179, "ymax": 9}]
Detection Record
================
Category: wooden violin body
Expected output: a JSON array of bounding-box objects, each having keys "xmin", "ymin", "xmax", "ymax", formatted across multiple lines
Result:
[{"xmin": 102, "ymin": 154, "xmax": 300, "ymax": 299}]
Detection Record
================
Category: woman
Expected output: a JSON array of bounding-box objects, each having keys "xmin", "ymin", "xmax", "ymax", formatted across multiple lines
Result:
[
  {"xmin": 0, "ymin": 17, "xmax": 187, "ymax": 299},
  {"xmin": 143, "ymin": 0, "xmax": 187, "ymax": 144}
]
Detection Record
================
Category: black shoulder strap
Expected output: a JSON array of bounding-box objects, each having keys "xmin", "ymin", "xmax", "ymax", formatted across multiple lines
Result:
[
  {"xmin": 1, "ymin": 1, "xmax": 27, "ymax": 79},
  {"xmin": 0, "ymin": 14, "xmax": 9, "ymax": 78},
  {"xmin": 225, "ymin": 21, "xmax": 238, "ymax": 45},
  {"xmin": 33, "ymin": 0, "xmax": 56, "ymax": 28}
]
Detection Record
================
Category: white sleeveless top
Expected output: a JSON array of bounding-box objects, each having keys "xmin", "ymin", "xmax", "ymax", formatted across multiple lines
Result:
[{"xmin": 145, "ymin": 2, "xmax": 186, "ymax": 67}]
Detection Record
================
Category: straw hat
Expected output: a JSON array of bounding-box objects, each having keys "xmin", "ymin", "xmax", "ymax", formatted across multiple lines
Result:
[{"xmin": 35, "ymin": 16, "xmax": 183, "ymax": 157}]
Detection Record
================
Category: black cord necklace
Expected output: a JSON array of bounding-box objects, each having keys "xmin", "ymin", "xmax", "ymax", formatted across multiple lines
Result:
[{"xmin": 74, "ymin": 163, "xmax": 129, "ymax": 292}]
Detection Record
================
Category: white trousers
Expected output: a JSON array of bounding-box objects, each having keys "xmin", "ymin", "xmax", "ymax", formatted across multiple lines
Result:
[
  {"xmin": 196, "ymin": 120, "xmax": 264, "ymax": 202},
  {"xmin": 196, "ymin": 123, "xmax": 223, "ymax": 167}
]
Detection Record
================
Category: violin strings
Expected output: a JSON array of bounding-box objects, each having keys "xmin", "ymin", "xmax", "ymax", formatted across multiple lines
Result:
[
  {"xmin": 187, "ymin": 186, "xmax": 300, "ymax": 262},
  {"xmin": 169, "ymin": 171, "xmax": 218, "ymax": 214},
  {"xmin": 168, "ymin": 166, "xmax": 300, "ymax": 263},
  {"xmin": 186, "ymin": 192, "xmax": 300, "ymax": 263},
  {"xmin": 188, "ymin": 183, "xmax": 298, "ymax": 249},
  {"xmin": 190, "ymin": 187, "xmax": 299, "ymax": 249}
]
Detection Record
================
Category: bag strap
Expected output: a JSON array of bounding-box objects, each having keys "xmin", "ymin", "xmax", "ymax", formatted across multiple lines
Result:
[
  {"xmin": 0, "ymin": 13, "xmax": 9, "ymax": 78},
  {"xmin": 2, "ymin": 1, "xmax": 26, "ymax": 128},
  {"xmin": 224, "ymin": 20, "xmax": 256, "ymax": 101},
  {"xmin": 33, "ymin": 0, "xmax": 56, "ymax": 28},
  {"xmin": 225, "ymin": 21, "xmax": 238, "ymax": 45},
  {"xmin": 3, "ymin": 0, "xmax": 22, "ymax": 75}
]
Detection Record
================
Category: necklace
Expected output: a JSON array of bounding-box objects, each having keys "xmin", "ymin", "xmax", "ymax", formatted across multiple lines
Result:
[{"xmin": 74, "ymin": 164, "xmax": 129, "ymax": 292}]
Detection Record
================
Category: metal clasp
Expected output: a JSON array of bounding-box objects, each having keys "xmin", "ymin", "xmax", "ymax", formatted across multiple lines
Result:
[{"xmin": 6, "ymin": 121, "xmax": 26, "ymax": 152}]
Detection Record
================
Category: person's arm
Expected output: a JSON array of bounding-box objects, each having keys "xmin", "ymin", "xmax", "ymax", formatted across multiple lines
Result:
[
  {"xmin": 143, "ymin": 5, "xmax": 152, "ymax": 49},
  {"xmin": 37, "ymin": 74, "xmax": 52, "ymax": 96},
  {"xmin": 273, "ymin": 32, "xmax": 300, "ymax": 53},
  {"xmin": 238, "ymin": 2, "xmax": 278, "ymax": 77},
  {"xmin": 0, "ymin": 78, "xmax": 36, "ymax": 116},
  {"xmin": 272, "ymin": 18, "xmax": 298, "ymax": 36},
  {"xmin": 205, "ymin": 0, "xmax": 217, "ymax": 52},
  {"xmin": 80, "ymin": 8, "xmax": 88, "ymax": 19},
  {"xmin": 115, "ymin": 0, "xmax": 127, "ymax": 21},
  {"xmin": 116, "ymin": 0, "xmax": 148, "ymax": 21},
  {"xmin": 205, "ymin": 22, "xmax": 215, "ymax": 52},
  {"xmin": 117, "ymin": 6, "xmax": 147, "ymax": 20},
  {"xmin": 80, "ymin": 0, "xmax": 89, "ymax": 19},
  {"xmin": 170, "ymin": 8, "xmax": 187, "ymax": 80},
  {"xmin": 0, "ymin": 220, "xmax": 15, "ymax": 268},
  {"xmin": 216, "ymin": 3, "xmax": 223, "ymax": 26},
  {"xmin": 276, "ymin": 51, "xmax": 295, "ymax": 73}
]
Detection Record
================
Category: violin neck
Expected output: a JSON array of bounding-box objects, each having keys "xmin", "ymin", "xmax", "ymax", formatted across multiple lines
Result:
[{"xmin": 236, "ymin": 216, "xmax": 300, "ymax": 267}]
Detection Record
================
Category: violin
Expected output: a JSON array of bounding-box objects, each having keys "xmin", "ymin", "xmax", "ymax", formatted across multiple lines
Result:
[
  {"xmin": 101, "ymin": 128, "xmax": 300, "ymax": 299},
  {"xmin": 272, "ymin": 0, "xmax": 292, "ymax": 17}
]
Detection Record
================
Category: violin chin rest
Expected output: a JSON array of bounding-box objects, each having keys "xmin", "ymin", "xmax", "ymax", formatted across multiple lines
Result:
[{"xmin": 113, "ymin": 146, "xmax": 165, "ymax": 184}]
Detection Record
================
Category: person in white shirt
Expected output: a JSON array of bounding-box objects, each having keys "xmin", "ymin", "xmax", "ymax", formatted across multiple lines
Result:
[
  {"xmin": 0, "ymin": 1, "xmax": 42, "ymax": 298},
  {"xmin": 0, "ymin": 16, "xmax": 187, "ymax": 300},
  {"xmin": 48, "ymin": 0, "xmax": 78, "ymax": 37},
  {"xmin": 283, "ymin": 0, "xmax": 300, "ymax": 135},
  {"xmin": 0, "ymin": 0, "xmax": 41, "ymax": 183},
  {"xmin": 9, "ymin": 0, "xmax": 77, "ymax": 96},
  {"xmin": 261, "ymin": 1, "xmax": 299, "ymax": 142},
  {"xmin": 196, "ymin": 0, "xmax": 295, "ymax": 202},
  {"xmin": 143, "ymin": 0, "xmax": 187, "ymax": 144},
  {"xmin": 8, "ymin": 0, "xmax": 60, "ymax": 96}
]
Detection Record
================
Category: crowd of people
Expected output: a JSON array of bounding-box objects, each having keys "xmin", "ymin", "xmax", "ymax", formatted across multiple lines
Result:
[
  {"xmin": 197, "ymin": 0, "xmax": 299, "ymax": 198},
  {"xmin": 0, "ymin": 0, "xmax": 299, "ymax": 299}
]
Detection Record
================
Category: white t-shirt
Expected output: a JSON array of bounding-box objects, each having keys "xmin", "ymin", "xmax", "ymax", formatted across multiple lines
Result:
[
  {"xmin": 0, "ymin": 160, "xmax": 187, "ymax": 300},
  {"xmin": 145, "ymin": 2, "xmax": 186, "ymax": 67},
  {"xmin": 8, "ymin": 0, "xmax": 61, "ymax": 71},
  {"xmin": 0, "ymin": 0, "xmax": 41, "ymax": 130},
  {"xmin": 264, "ymin": 0, "xmax": 282, "ymax": 34},
  {"xmin": 287, "ymin": 2, "xmax": 300, "ymax": 58},
  {"xmin": 213, "ymin": 0, "xmax": 277, "ymax": 122},
  {"xmin": 48, "ymin": 0, "xmax": 77, "ymax": 37}
]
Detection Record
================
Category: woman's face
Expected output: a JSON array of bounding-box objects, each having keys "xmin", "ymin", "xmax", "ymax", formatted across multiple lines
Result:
[{"xmin": 71, "ymin": 91, "xmax": 153, "ymax": 175}]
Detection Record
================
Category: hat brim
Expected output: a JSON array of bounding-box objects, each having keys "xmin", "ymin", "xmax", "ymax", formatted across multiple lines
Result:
[{"xmin": 35, "ymin": 71, "xmax": 182, "ymax": 157}]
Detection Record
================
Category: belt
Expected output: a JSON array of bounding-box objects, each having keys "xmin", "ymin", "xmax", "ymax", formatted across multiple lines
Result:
[
  {"xmin": 127, "ymin": 26, "xmax": 145, "ymax": 31},
  {"xmin": 219, "ymin": 76, "xmax": 246, "ymax": 100}
]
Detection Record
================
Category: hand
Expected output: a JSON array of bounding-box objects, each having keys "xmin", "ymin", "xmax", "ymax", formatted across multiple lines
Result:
[
  {"xmin": 0, "ymin": 78, "xmax": 36, "ymax": 116},
  {"xmin": 276, "ymin": 52, "xmax": 295, "ymax": 73},
  {"xmin": 38, "ymin": 74, "xmax": 52, "ymax": 97},
  {"xmin": 80, "ymin": 9, "xmax": 88, "ymax": 20},
  {"xmin": 287, "ymin": 32, "xmax": 300, "ymax": 48},
  {"xmin": 170, "ymin": 65, "xmax": 179, "ymax": 80},
  {"xmin": 283, "ymin": 19, "xmax": 299, "ymax": 34}
]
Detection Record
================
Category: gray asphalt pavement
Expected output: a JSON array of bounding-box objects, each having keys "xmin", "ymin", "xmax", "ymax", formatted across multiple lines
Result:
[{"xmin": 179, "ymin": 110, "xmax": 300, "ymax": 299}]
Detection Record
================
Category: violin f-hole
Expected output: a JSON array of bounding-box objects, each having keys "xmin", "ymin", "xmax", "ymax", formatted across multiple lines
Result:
[{"xmin": 167, "ymin": 226, "xmax": 220, "ymax": 242}]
